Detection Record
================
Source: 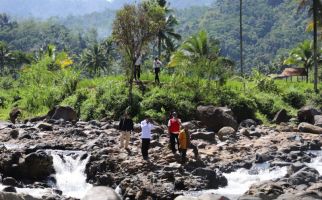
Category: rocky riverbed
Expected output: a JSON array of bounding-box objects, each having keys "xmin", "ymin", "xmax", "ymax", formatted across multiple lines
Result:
[{"xmin": 0, "ymin": 105, "xmax": 322, "ymax": 200}]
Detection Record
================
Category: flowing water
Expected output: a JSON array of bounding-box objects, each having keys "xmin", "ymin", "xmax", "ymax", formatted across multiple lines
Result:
[
  {"xmin": 47, "ymin": 150, "xmax": 93, "ymax": 198},
  {"xmin": 0, "ymin": 150, "xmax": 92, "ymax": 199}
]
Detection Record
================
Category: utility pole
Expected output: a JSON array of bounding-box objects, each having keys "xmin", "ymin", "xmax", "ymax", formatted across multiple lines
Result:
[
  {"xmin": 240, "ymin": 0, "xmax": 243, "ymax": 75},
  {"xmin": 313, "ymin": 0, "xmax": 319, "ymax": 93}
]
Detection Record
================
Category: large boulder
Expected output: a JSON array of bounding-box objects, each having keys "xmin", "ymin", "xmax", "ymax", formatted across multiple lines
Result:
[
  {"xmin": 17, "ymin": 151, "xmax": 54, "ymax": 180},
  {"xmin": 0, "ymin": 192, "xmax": 40, "ymax": 200},
  {"xmin": 192, "ymin": 168, "xmax": 227, "ymax": 189},
  {"xmin": 81, "ymin": 186, "xmax": 121, "ymax": 200},
  {"xmin": 196, "ymin": 106, "xmax": 238, "ymax": 132},
  {"xmin": 217, "ymin": 127, "xmax": 236, "ymax": 141},
  {"xmin": 9, "ymin": 108, "xmax": 21, "ymax": 124},
  {"xmin": 287, "ymin": 166, "xmax": 319, "ymax": 186},
  {"xmin": 297, "ymin": 106, "xmax": 320, "ymax": 124},
  {"xmin": 175, "ymin": 194, "xmax": 230, "ymax": 200},
  {"xmin": 314, "ymin": 115, "xmax": 322, "ymax": 127},
  {"xmin": 191, "ymin": 131, "xmax": 215, "ymax": 141},
  {"xmin": 298, "ymin": 123, "xmax": 322, "ymax": 135},
  {"xmin": 273, "ymin": 109, "xmax": 291, "ymax": 124},
  {"xmin": 35, "ymin": 122, "xmax": 53, "ymax": 131},
  {"xmin": 49, "ymin": 106, "xmax": 77, "ymax": 122}
]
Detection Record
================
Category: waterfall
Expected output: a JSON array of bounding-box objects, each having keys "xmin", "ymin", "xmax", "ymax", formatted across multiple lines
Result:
[{"xmin": 47, "ymin": 150, "xmax": 93, "ymax": 199}]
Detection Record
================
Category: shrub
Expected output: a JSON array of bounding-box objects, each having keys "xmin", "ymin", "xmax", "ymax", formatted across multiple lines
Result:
[
  {"xmin": 229, "ymin": 95, "xmax": 257, "ymax": 122},
  {"xmin": 282, "ymin": 91, "xmax": 306, "ymax": 109}
]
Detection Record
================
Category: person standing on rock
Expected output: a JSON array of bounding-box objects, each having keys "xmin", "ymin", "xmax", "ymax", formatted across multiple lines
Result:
[
  {"xmin": 153, "ymin": 57, "xmax": 162, "ymax": 84},
  {"xmin": 178, "ymin": 125, "xmax": 199, "ymax": 163},
  {"xmin": 140, "ymin": 117, "xmax": 154, "ymax": 160},
  {"xmin": 118, "ymin": 112, "xmax": 134, "ymax": 150},
  {"xmin": 168, "ymin": 112, "xmax": 181, "ymax": 154}
]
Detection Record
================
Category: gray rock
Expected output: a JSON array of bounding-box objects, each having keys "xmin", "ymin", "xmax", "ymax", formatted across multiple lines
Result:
[
  {"xmin": 175, "ymin": 194, "xmax": 230, "ymax": 200},
  {"xmin": 191, "ymin": 132, "xmax": 215, "ymax": 141},
  {"xmin": 9, "ymin": 129, "xmax": 19, "ymax": 139},
  {"xmin": 298, "ymin": 122, "xmax": 322, "ymax": 134},
  {"xmin": 35, "ymin": 122, "xmax": 53, "ymax": 131},
  {"xmin": 288, "ymin": 167, "xmax": 319, "ymax": 186},
  {"xmin": 2, "ymin": 186, "xmax": 16, "ymax": 193},
  {"xmin": 2, "ymin": 177, "xmax": 18, "ymax": 187},
  {"xmin": 50, "ymin": 106, "xmax": 78, "ymax": 122},
  {"xmin": 314, "ymin": 115, "xmax": 322, "ymax": 127},
  {"xmin": 0, "ymin": 192, "xmax": 40, "ymax": 200},
  {"xmin": 240, "ymin": 119, "xmax": 257, "ymax": 128},
  {"xmin": 298, "ymin": 106, "xmax": 320, "ymax": 124},
  {"xmin": 81, "ymin": 186, "xmax": 121, "ymax": 200},
  {"xmin": 197, "ymin": 106, "xmax": 238, "ymax": 132},
  {"xmin": 273, "ymin": 109, "xmax": 291, "ymax": 124},
  {"xmin": 218, "ymin": 127, "xmax": 236, "ymax": 141}
]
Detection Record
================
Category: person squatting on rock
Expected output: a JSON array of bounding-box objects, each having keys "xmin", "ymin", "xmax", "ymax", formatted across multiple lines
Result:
[
  {"xmin": 179, "ymin": 125, "xmax": 199, "ymax": 163},
  {"xmin": 153, "ymin": 57, "xmax": 163, "ymax": 84},
  {"xmin": 134, "ymin": 53, "xmax": 142, "ymax": 81},
  {"xmin": 168, "ymin": 112, "xmax": 182, "ymax": 154},
  {"xmin": 118, "ymin": 112, "xmax": 134, "ymax": 150},
  {"xmin": 140, "ymin": 117, "xmax": 154, "ymax": 160}
]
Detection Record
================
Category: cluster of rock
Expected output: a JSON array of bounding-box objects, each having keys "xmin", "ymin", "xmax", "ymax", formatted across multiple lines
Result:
[{"xmin": 0, "ymin": 105, "xmax": 321, "ymax": 200}]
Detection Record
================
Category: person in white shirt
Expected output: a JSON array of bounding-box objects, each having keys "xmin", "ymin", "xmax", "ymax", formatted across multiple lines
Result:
[
  {"xmin": 134, "ymin": 54, "xmax": 142, "ymax": 80},
  {"xmin": 153, "ymin": 57, "xmax": 162, "ymax": 84},
  {"xmin": 140, "ymin": 117, "xmax": 154, "ymax": 160}
]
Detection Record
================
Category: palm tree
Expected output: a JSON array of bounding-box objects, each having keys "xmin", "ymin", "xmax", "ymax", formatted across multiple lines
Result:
[
  {"xmin": 284, "ymin": 40, "xmax": 319, "ymax": 82},
  {"xmin": 299, "ymin": 0, "xmax": 322, "ymax": 92},
  {"xmin": 169, "ymin": 30, "xmax": 234, "ymax": 85},
  {"xmin": 156, "ymin": 0, "xmax": 181, "ymax": 58},
  {"xmin": 80, "ymin": 44, "xmax": 108, "ymax": 77}
]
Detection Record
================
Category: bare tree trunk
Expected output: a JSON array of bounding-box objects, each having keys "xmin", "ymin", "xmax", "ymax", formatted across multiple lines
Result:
[
  {"xmin": 313, "ymin": 0, "xmax": 319, "ymax": 93},
  {"xmin": 158, "ymin": 35, "xmax": 162, "ymax": 58},
  {"xmin": 128, "ymin": 59, "xmax": 135, "ymax": 106}
]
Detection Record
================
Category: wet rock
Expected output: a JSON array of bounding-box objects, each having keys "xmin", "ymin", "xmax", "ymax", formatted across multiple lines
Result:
[
  {"xmin": 9, "ymin": 108, "xmax": 22, "ymax": 124},
  {"xmin": 240, "ymin": 119, "xmax": 257, "ymax": 128},
  {"xmin": 2, "ymin": 177, "xmax": 18, "ymax": 187},
  {"xmin": 182, "ymin": 121, "xmax": 198, "ymax": 130},
  {"xmin": 0, "ymin": 192, "xmax": 41, "ymax": 200},
  {"xmin": 17, "ymin": 151, "xmax": 54, "ymax": 180},
  {"xmin": 273, "ymin": 109, "xmax": 291, "ymax": 124},
  {"xmin": 255, "ymin": 153, "xmax": 272, "ymax": 163},
  {"xmin": 298, "ymin": 123, "xmax": 322, "ymax": 134},
  {"xmin": 191, "ymin": 168, "xmax": 227, "ymax": 189},
  {"xmin": 81, "ymin": 186, "xmax": 121, "ymax": 200},
  {"xmin": 191, "ymin": 132, "xmax": 215, "ymax": 141},
  {"xmin": 287, "ymin": 167, "xmax": 319, "ymax": 186},
  {"xmin": 9, "ymin": 129, "xmax": 19, "ymax": 139},
  {"xmin": 314, "ymin": 115, "xmax": 322, "ymax": 127},
  {"xmin": 2, "ymin": 186, "xmax": 16, "ymax": 193},
  {"xmin": 175, "ymin": 194, "xmax": 230, "ymax": 200},
  {"xmin": 245, "ymin": 181, "xmax": 284, "ymax": 200},
  {"xmin": 298, "ymin": 106, "xmax": 320, "ymax": 124},
  {"xmin": 217, "ymin": 127, "xmax": 236, "ymax": 141},
  {"xmin": 196, "ymin": 106, "xmax": 238, "ymax": 132},
  {"xmin": 50, "ymin": 106, "xmax": 78, "ymax": 122},
  {"xmin": 36, "ymin": 122, "xmax": 53, "ymax": 131},
  {"xmin": 240, "ymin": 128, "xmax": 250, "ymax": 137}
]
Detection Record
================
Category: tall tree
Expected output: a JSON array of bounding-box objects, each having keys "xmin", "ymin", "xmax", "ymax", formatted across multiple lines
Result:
[
  {"xmin": 299, "ymin": 0, "xmax": 322, "ymax": 92},
  {"xmin": 80, "ymin": 44, "xmax": 108, "ymax": 77},
  {"xmin": 0, "ymin": 41, "xmax": 14, "ymax": 72},
  {"xmin": 112, "ymin": 2, "xmax": 165, "ymax": 104},
  {"xmin": 155, "ymin": 0, "xmax": 181, "ymax": 58}
]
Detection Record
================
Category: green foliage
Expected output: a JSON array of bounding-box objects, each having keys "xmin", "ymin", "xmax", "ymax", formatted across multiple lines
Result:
[
  {"xmin": 252, "ymin": 70, "xmax": 280, "ymax": 93},
  {"xmin": 282, "ymin": 90, "xmax": 306, "ymax": 109}
]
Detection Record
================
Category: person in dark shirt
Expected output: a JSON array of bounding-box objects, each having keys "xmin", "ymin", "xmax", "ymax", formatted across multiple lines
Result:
[{"xmin": 118, "ymin": 112, "xmax": 134, "ymax": 150}]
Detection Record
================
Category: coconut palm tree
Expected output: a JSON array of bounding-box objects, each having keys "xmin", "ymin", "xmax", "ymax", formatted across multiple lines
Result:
[
  {"xmin": 284, "ymin": 40, "xmax": 322, "ymax": 82},
  {"xmin": 169, "ymin": 30, "xmax": 234, "ymax": 85},
  {"xmin": 156, "ymin": 0, "xmax": 181, "ymax": 58},
  {"xmin": 298, "ymin": 0, "xmax": 322, "ymax": 92},
  {"xmin": 80, "ymin": 44, "xmax": 108, "ymax": 77}
]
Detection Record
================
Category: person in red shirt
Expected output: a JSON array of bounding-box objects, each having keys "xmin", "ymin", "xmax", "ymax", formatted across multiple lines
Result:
[{"xmin": 168, "ymin": 112, "xmax": 181, "ymax": 154}]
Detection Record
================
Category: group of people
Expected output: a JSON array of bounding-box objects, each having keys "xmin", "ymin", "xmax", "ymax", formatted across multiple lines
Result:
[
  {"xmin": 134, "ymin": 53, "xmax": 163, "ymax": 84},
  {"xmin": 118, "ymin": 112, "xmax": 198, "ymax": 163}
]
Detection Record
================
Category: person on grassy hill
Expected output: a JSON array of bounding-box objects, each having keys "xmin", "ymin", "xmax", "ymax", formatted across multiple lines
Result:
[
  {"xmin": 140, "ymin": 116, "xmax": 154, "ymax": 160},
  {"xmin": 118, "ymin": 112, "xmax": 134, "ymax": 150},
  {"xmin": 153, "ymin": 57, "xmax": 162, "ymax": 84},
  {"xmin": 134, "ymin": 53, "xmax": 142, "ymax": 81},
  {"xmin": 168, "ymin": 112, "xmax": 182, "ymax": 154},
  {"xmin": 178, "ymin": 125, "xmax": 199, "ymax": 163}
]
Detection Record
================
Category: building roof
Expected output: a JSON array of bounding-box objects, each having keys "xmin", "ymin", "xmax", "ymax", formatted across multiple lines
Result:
[{"xmin": 279, "ymin": 68, "xmax": 307, "ymax": 77}]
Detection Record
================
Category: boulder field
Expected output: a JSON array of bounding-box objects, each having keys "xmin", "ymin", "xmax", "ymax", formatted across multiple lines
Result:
[{"xmin": 0, "ymin": 105, "xmax": 321, "ymax": 200}]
